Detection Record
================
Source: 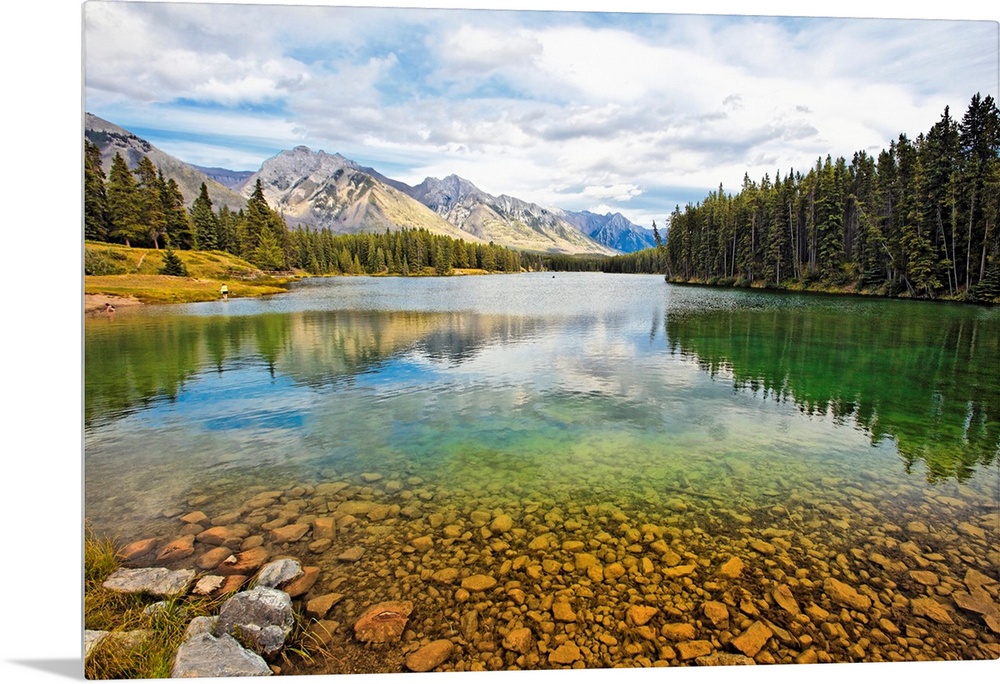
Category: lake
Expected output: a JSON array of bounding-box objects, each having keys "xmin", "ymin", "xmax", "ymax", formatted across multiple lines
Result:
[{"xmin": 84, "ymin": 272, "xmax": 1000, "ymax": 670}]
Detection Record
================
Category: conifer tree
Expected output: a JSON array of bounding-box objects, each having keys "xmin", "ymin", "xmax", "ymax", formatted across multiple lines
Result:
[
  {"xmin": 105, "ymin": 152, "xmax": 143, "ymax": 247},
  {"xmin": 84, "ymin": 140, "xmax": 110, "ymax": 241},
  {"xmin": 190, "ymin": 183, "xmax": 219, "ymax": 251}
]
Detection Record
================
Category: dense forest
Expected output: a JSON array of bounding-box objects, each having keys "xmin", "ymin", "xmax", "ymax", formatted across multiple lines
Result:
[
  {"xmin": 85, "ymin": 93, "xmax": 999, "ymax": 299},
  {"xmin": 84, "ymin": 142, "xmax": 529, "ymax": 276},
  {"xmin": 605, "ymin": 94, "xmax": 1000, "ymax": 302}
]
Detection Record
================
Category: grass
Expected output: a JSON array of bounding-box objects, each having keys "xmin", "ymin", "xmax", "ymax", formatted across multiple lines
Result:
[
  {"xmin": 84, "ymin": 242, "xmax": 297, "ymax": 304},
  {"xmin": 83, "ymin": 527, "xmax": 331, "ymax": 679}
]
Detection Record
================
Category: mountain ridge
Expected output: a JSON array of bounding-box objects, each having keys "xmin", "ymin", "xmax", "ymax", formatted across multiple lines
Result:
[{"xmin": 85, "ymin": 114, "xmax": 654, "ymax": 254}]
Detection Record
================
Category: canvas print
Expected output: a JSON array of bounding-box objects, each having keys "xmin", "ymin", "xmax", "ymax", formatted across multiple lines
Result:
[{"xmin": 82, "ymin": 1, "xmax": 999, "ymax": 680}]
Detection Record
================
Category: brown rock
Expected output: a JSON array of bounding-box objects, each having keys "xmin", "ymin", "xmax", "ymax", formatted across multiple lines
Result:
[
  {"xmin": 661, "ymin": 623, "xmax": 697, "ymax": 641},
  {"xmin": 405, "ymin": 639, "xmax": 454, "ymax": 672},
  {"xmin": 156, "ymin": 535, "xmax": 195, "ymax": 562},
  {"xmin": 703, "ymin": 600, "xmax": 729, "ymax": 628},
  {"xmin": 431, "ymin": 568, "xmax": 460, "ymax": 584},
  {"xmin": 120, "ymin": 537, "xmax": 159, "ymax": 562},
  {"xmin": 337, "ymin": 546, "xmax": 365, "ymax": 562},
  {"xmin": 196, "ymin": 526, "xmax": 237, "ymax": 546},
  {"xmin": 217, "ymin": 546, "xmax": 269, "ymax": 575},
  {"xmin": 627, "ymin": 605, "xmax": 659, "ymax": 626},
  {"xmin": 676, "ymin": 640, "xmax": 713, "ymax": 660},
  {"xmin": 823, "ymin": 577, "xmax": 871, "ymax": 611},
  {"xmin": 312, "ymin": 517, "xmax": 336, "ymax": 540},
  {"xmin": 574, "ymin": 553, "xmax": 600, "ymax": 571},
  {"xmin": 411, "ymin": 536, "xmax": 434, "ymax": 553},
  {"xmin": 283, "ymin": 566, "xmax": 320, "ymax": 597},
  {"xmin": 718, "ymin": 556, "xmax": 744, "ymax": 579},
  {"xmin": 306, "ymin": 593, "xmax": 344, "ymax": 619},
  {"xmin": 271, "ymin": 523, "xmax": 310, "ymax": 544},
  {"xmin": 461, "ymin": 574, "xmax": 497, "ymax": 592},
  {"xmin": 490, "ymin": 514, "xmax": 514, "ymax": 533},
  {"xmin": 911, "ymin": 597, "xmax": 954, "ymax": 624},
  {"xmin": 731, "ymin": 620, "xmax": 773, "ymax": 658},
  {"xmin": 552, "ymin": 601, "xmax": 577, "ymax": 622},
  {"xmin": 603, "ymin": 562, "xmax": 626, "ymax": 582},
  {"xmin": 502, "ymin": 627, "xmax": 535, "ymax": 654},
  {"xmin": 749, "ymin": 539, "xmax": 776, "ymax": 555},
  {"xmin": 214, "ymin": 574, "xmax": 248, "ymax": 596},
  {"xmin": 353, "ymin": 601, "xmax": 413, "ymax": 643},
  {"xmin": 309, "ymin": 539, "xmax": 333, "ymax": 553},
  {"xmin": 909, "ymin": 570, "xmax": 940, "ymax": 586},
  {"xmin": 772, "ymin": 584, "xmax": 800, "ymax": 616},
  {"xmin": 664, "ymin": 564, "xmax": 696, "ymax": 578},
  {"xmin": 696, "ymin": 653, "xmax": 756, "ymax": 666},
  {"xmin": 180, "ymin": 511, "xmax": 208, "ymax": 525},
  {"xmin": 964, "ymin": 568, "xmax": 997, "ymax": 590},
  {"xmin": 548, "ymin": 641, "xmax": 581, "ymax": 665},
  {"xmin": 195, "ymin": 546, "xmax": 234, "ymax": 571}
]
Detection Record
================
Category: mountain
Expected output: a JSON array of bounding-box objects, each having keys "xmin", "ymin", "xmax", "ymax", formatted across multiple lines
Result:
[
  {"xmin": 85, "ymin": 113, "xmax": 246, "ymax": 211},
  {"xmin": 557, "ymin": 210, "xmax": 658, "ymax": 253},
  {"xmin": 191, "ymin": 165, "xmax": 255, "ymax": 190},
  {"xmin": 400, "ymin": 174, "xmax": 617, "ymax": 256},
  {"xmin": 238, "ymin": 147, "xmax": 482, "ymax": 241}
]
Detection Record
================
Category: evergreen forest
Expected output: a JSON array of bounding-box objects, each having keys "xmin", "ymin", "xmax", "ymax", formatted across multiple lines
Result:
[
  {"xmin": 604, "ymin": 94, "xmax": 1000, "ymax": 302},
  {"xmin": 85, "ymin": 93, "xmax": 999, "ymax": 301},
  {"xmin": 84, "ymin": 143, "xmax": 529, "ymax": 276}
]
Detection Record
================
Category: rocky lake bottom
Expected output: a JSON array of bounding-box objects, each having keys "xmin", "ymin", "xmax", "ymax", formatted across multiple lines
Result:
[{"xmin": 90, "ymin": 453, "xmax": 1000, "ymax": 676}]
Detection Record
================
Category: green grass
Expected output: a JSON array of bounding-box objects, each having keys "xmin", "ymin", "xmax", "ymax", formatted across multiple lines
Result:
[
  {"xmin": 83, "ymin": 527, "xmax": 330, "ymax": 679},
  {"xmin": 84, "ymin": 242, "xmax": 297, "ymax": 304}
]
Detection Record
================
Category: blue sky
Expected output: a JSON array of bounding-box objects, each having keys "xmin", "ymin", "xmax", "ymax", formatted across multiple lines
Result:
[{"xmin": 83, "ymin": 1, "xmax": 997, "ymax": 228}]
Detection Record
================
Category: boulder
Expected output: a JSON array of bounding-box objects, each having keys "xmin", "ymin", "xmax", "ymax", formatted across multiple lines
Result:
[
  {"xmin": 255, "ymin": 559, "xmax": 302, "ymax": 588},
  {"xmin": 171, "ymin": 632, "xmax": 272, "ymax": 677},
  {"xmin": 103, "ymin": 567, "xmax": 196, "ymax": 598},
  {"xmin": 214, "ymin": 586, "xmax": 295, "ymax": 657}
]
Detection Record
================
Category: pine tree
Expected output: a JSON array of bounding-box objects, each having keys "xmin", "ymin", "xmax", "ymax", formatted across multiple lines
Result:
[
  {"xmin": 105, "ymin": 153, "xmax": 143, "ymax": 247},
  {"xmin": 159, "ymin": 242, "xmax": 188, "ymax": 276},
  {"xmin": 162, "ymin": 175, "xmax": 194, "ymax": 249},
  {"xmin": 190, "ymin": 183, "xmax": 219, "ymax": 251},
  {"xmin": 84, "ymin": 140, "xmax": 110, "ymax": 241},
  {"xmin": 134, "ymin": 156, "xmax": 166, "ymax": 248}
]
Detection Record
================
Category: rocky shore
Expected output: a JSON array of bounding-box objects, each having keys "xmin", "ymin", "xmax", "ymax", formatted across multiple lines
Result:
[{"xmin": 86, "ymin": 469, "xmax": 1000, "ymax": 676}]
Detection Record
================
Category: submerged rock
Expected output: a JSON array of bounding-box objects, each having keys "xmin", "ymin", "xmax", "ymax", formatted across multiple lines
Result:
[
  {"xmin": 353, "ymin": 601, "xmax": 413, "ymax": 643},
  {"xmin": 405, "ymin": 639, "xmax": 454, "ymax": 672}
]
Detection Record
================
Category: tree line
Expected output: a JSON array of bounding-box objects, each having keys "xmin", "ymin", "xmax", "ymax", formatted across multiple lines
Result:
[
  {"xmin": 596, "ymin": 94, "xmax": 1000, "ymax": 302},
  {"xmin": 84, "ymin": 140, "xmax": 527, "ymax": 276}
]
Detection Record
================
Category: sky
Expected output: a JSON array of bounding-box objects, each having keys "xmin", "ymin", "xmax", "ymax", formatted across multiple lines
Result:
[{"xmin": 83, "ymin": 1, "xmax": 998, "ymax": 229}]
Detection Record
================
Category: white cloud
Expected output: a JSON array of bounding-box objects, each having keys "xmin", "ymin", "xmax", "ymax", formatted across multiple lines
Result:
[{"xmin": 83, "ymin": 1, "xmax": 999, "ymax": 219}]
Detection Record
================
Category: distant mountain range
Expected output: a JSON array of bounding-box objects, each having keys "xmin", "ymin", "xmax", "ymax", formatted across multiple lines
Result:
[{"xmin": 85, "ymin": 113, "xmax": 656, "ymax": 255}]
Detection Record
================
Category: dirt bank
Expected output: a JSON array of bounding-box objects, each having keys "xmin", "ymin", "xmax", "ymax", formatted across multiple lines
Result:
[{"xmin": 84, "ymin": 293, "xmax": 143, "ymax": 315}]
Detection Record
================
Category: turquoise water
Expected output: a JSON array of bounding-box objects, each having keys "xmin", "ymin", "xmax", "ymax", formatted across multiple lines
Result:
[{"xmin": 83, "ymin": 273, "xmax": 1000, "ymax": 666}]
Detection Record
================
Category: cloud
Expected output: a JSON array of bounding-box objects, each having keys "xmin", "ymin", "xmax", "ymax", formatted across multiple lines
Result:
[{"xmin": 83, "ymin": 2, "xmax": 999, "ymax": 223}]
